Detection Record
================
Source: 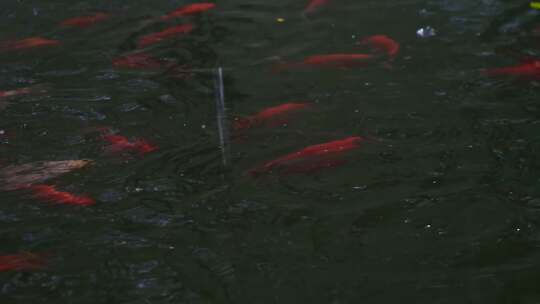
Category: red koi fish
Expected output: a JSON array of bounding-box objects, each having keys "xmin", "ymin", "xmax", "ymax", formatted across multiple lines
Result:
[
  {"xmin": 275, "ymin": 54, "xmax": 376, "ymax": 71},
  {"xmin": 234, "ymin": 102, "xmax": 312, "ymax": 130},
  {"xmin": 0, "ymin": 252, "xmax": 47, "ymax": 272},
  {"xmin": 161, "ymin": 3, "xmax": 216, "ymax": 20},
  {"xmin": 103, "ymin": 134, "xmax": 158, "ymax": 155},
  {"xmin": 59, "ymin": 12, "xmax": 110, "ymax": 28},
  {"xmin": 0, "ymin": 37, "xmax": 60, "ymax": 52},
  {"xmin": 249, "ymin": 136, "xmax": 362, "ymax": 177},
  {"xmin": 137, "ymin": 24, "xmax": 195, "ymax": 48},
  {"xmin": 304, "ymin": 0, "xmax": 329, "ymax": 14},
  {"xmin": 359, "ymin": 35, "xmax": 400, "ymax": 59},
  {"xmin": 27, "ymin": 184, "xmax": 95, "ymax": 206},
  {"xmin": 485, "ymin": 59, "xmax": 540, "ymax": 79},
  {"xmin": 113, "ymin": 53, "xmax": 165, "ymax": 70}
]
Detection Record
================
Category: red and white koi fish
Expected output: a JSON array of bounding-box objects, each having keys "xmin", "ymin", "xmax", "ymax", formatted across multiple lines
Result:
[
  {"xmin": 359, "ymin": 35, "xmax": 400, "ymax": 59},
  {"xmin": 274, "ymin": 53, "xmax": 376, "ymax": 71},
  {"xmin": 485, "ymin": 59, "xmax": 540, "ymax": 79},
  {"xmin": 137, "ymin": 24, "xmax": 195, "ymax": 48},
  {"xmin": 59, "ymin": 12, "xmax": 110, "ymax": 28},
  {"xmin": 0, "ymin": 252, "xmax": 47, "ymax": 272},
  {"xmin": 303, "ymin": 0, "xmax": 329, "ymax": 15},
  {"xmin": 249, "ymin": 136, "xmax": 362, "ymax": 177},
  {"xmin": 0, "ymin": 37, "xmax": 60, "ymax": 52},
  {"xmin": 112, "ymin": 52, "xmax": 165, "ymax": 70},
  {"xmin": 103, "ymin": 134, "xmax": 158, "ymax": 155},
  {"xmin": 234, "ymin": 102, "xmax": 312, "ymax": 130},
  {"xmin": 161, "ymin": 3, "xmax": 216, "ymax": 20},
  {"xmin": 27, "ymin": 184, "xmax": 95, "ymax": 206}
]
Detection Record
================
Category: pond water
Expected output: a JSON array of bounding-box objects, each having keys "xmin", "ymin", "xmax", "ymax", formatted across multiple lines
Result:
[{"xmin": 2, "ymin": 0, "xmax": 540, "ymax": 303}]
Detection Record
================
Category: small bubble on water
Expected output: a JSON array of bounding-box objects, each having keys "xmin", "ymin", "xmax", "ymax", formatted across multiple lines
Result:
[{"xmin": 416, "ymin": 26, "xmax": 437, "ymax": 38}]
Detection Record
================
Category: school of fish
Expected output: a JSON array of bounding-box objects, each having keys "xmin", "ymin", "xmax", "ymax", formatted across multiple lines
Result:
[{"xmin": 0, "ymin": 1, "xmax": 411, "ymax": 272}]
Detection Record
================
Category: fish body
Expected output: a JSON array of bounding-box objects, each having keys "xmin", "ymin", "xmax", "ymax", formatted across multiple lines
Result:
[
  {"xmin": 0, "ymin": 87, "xmax": 34, "ymax": 99},
  {"xmin": 137, "ymin": 24, "xmax": 195, "ymax": 48},
  {"xmin": 103, "ymin": 134, "xmax": 157, "ymax": 155},
  {"xmin": 303, "ymin": 54, "xmax": 375, "ymax": 67},
  {"xmin": 234, "ymin": 102, "xmax": 311, "ymax": 130},
  {"xmin": 112, "ymin": 53, "xmax": 164, "ymax": 69},
  {"xmin": 0, "ymin": 37, "xmax": 60, "ymax": 51},
  {"xmin": 28, "ymin": 184, "xmax": 95, "ymax": 206},
  {"xmin": 249, "ymin": 136, "xmax": 362, "ymax": 176},
  {"xmin": 0, "ymin": 253, "xmax": 46, "ymax": 272},
  {"xmin": 359, "ymin": 35, "xmax": 400, "ymax": 58},
  {"xmin": 161, "ymin": 3, "xmax": 216, "ymax": 20},
  {"xmin": 304, "ymin": 0, "xmax": 329, "ymax": 14},
  {"xmin": 59, "ymin": 12, "xmax": 110, "ymax": 28},
  {"xmin": 0, "ymin": 160, "xmax": 91, "ymax": 191},
  {"xmin": 485, "ymin": 60, "xmax": 540, "ymax": 78}
]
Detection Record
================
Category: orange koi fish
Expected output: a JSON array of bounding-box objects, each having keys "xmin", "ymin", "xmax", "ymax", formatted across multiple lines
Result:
[
  {"xmin": 112, "ymin": 53, "xmax": 165, "ymax": 70},
  {"xmin": 249, "ymin": 136, "xmax": 362, "ymax": 177},
  {"xmin": 59, "ymin": 12, "xmax": 110, "ymax": 28},
  {"xmin": 137, "ymin": 24, "xmax": 195, "ymax": 48},
  {"xmin": 485, "ymin": 59, "xmax": 540, "ymax": 79},
  {"xmin": 234, "ymin": 102, "xmax": 312, "ymax": 130},
  {"xmin": 103, "ymin": 134, "xmax": 158, "ymax": 155},
  {"xmin": 359, "ymin": 35, "xmax": 400, "ymax": 59},
  {"xmin": 0, "ymin": 252, "xmax": 47, "ymax": 272},
  {"xmin": 304, "ymin": 0, "xmax": 329, "ymax": 14},
  {"xmin": 27, "ymin": 184, "xmax": 95, "ymax": 206},
  {"xmin": 0, "ymin": 37, "xmax": 60, "ymax": 52},
  {"xmin": 161, "ymin": 3, "xmax": 216, "ymax": 20}
]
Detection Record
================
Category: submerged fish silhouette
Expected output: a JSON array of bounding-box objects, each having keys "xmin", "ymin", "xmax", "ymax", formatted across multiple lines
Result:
[
  {"xmin": 103, "ymin": 134, "xmax": 158, "ymax": 155},
  {"xmin": 0, "ymin": 37, "xmax": 60, "ymax": 52},
  {"xmin": 0, "ymin": 252, "xmax": 47, "ymax": 272},
  {"xmin": 137, "ymin": 24, "xmax": 195, "ymax": 48},
  {"xmin": 234, "ymin": 102, "xmax": 312, "ymax": 130},
  {"xmin": 112, "ymin": 52, "xmax": 165, "ymax": 70},
  {"xmin": 274, "ymin": 54, "xmax": 376, "ymax": 71},
  {"xmin": 304, "ymin": 0, "xmax": 329, "ymax": 15}
]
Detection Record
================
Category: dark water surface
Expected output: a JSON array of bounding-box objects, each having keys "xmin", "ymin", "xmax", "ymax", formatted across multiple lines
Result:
[{"xmin": 2, "ymin": 0, "xmax": 540, "ymax": 303}]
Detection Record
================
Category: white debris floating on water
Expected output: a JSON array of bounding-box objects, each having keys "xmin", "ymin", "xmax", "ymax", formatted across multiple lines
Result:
[{"xmin": 416, "ymin": 26, "xmax": 437, "ymax": 38}]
